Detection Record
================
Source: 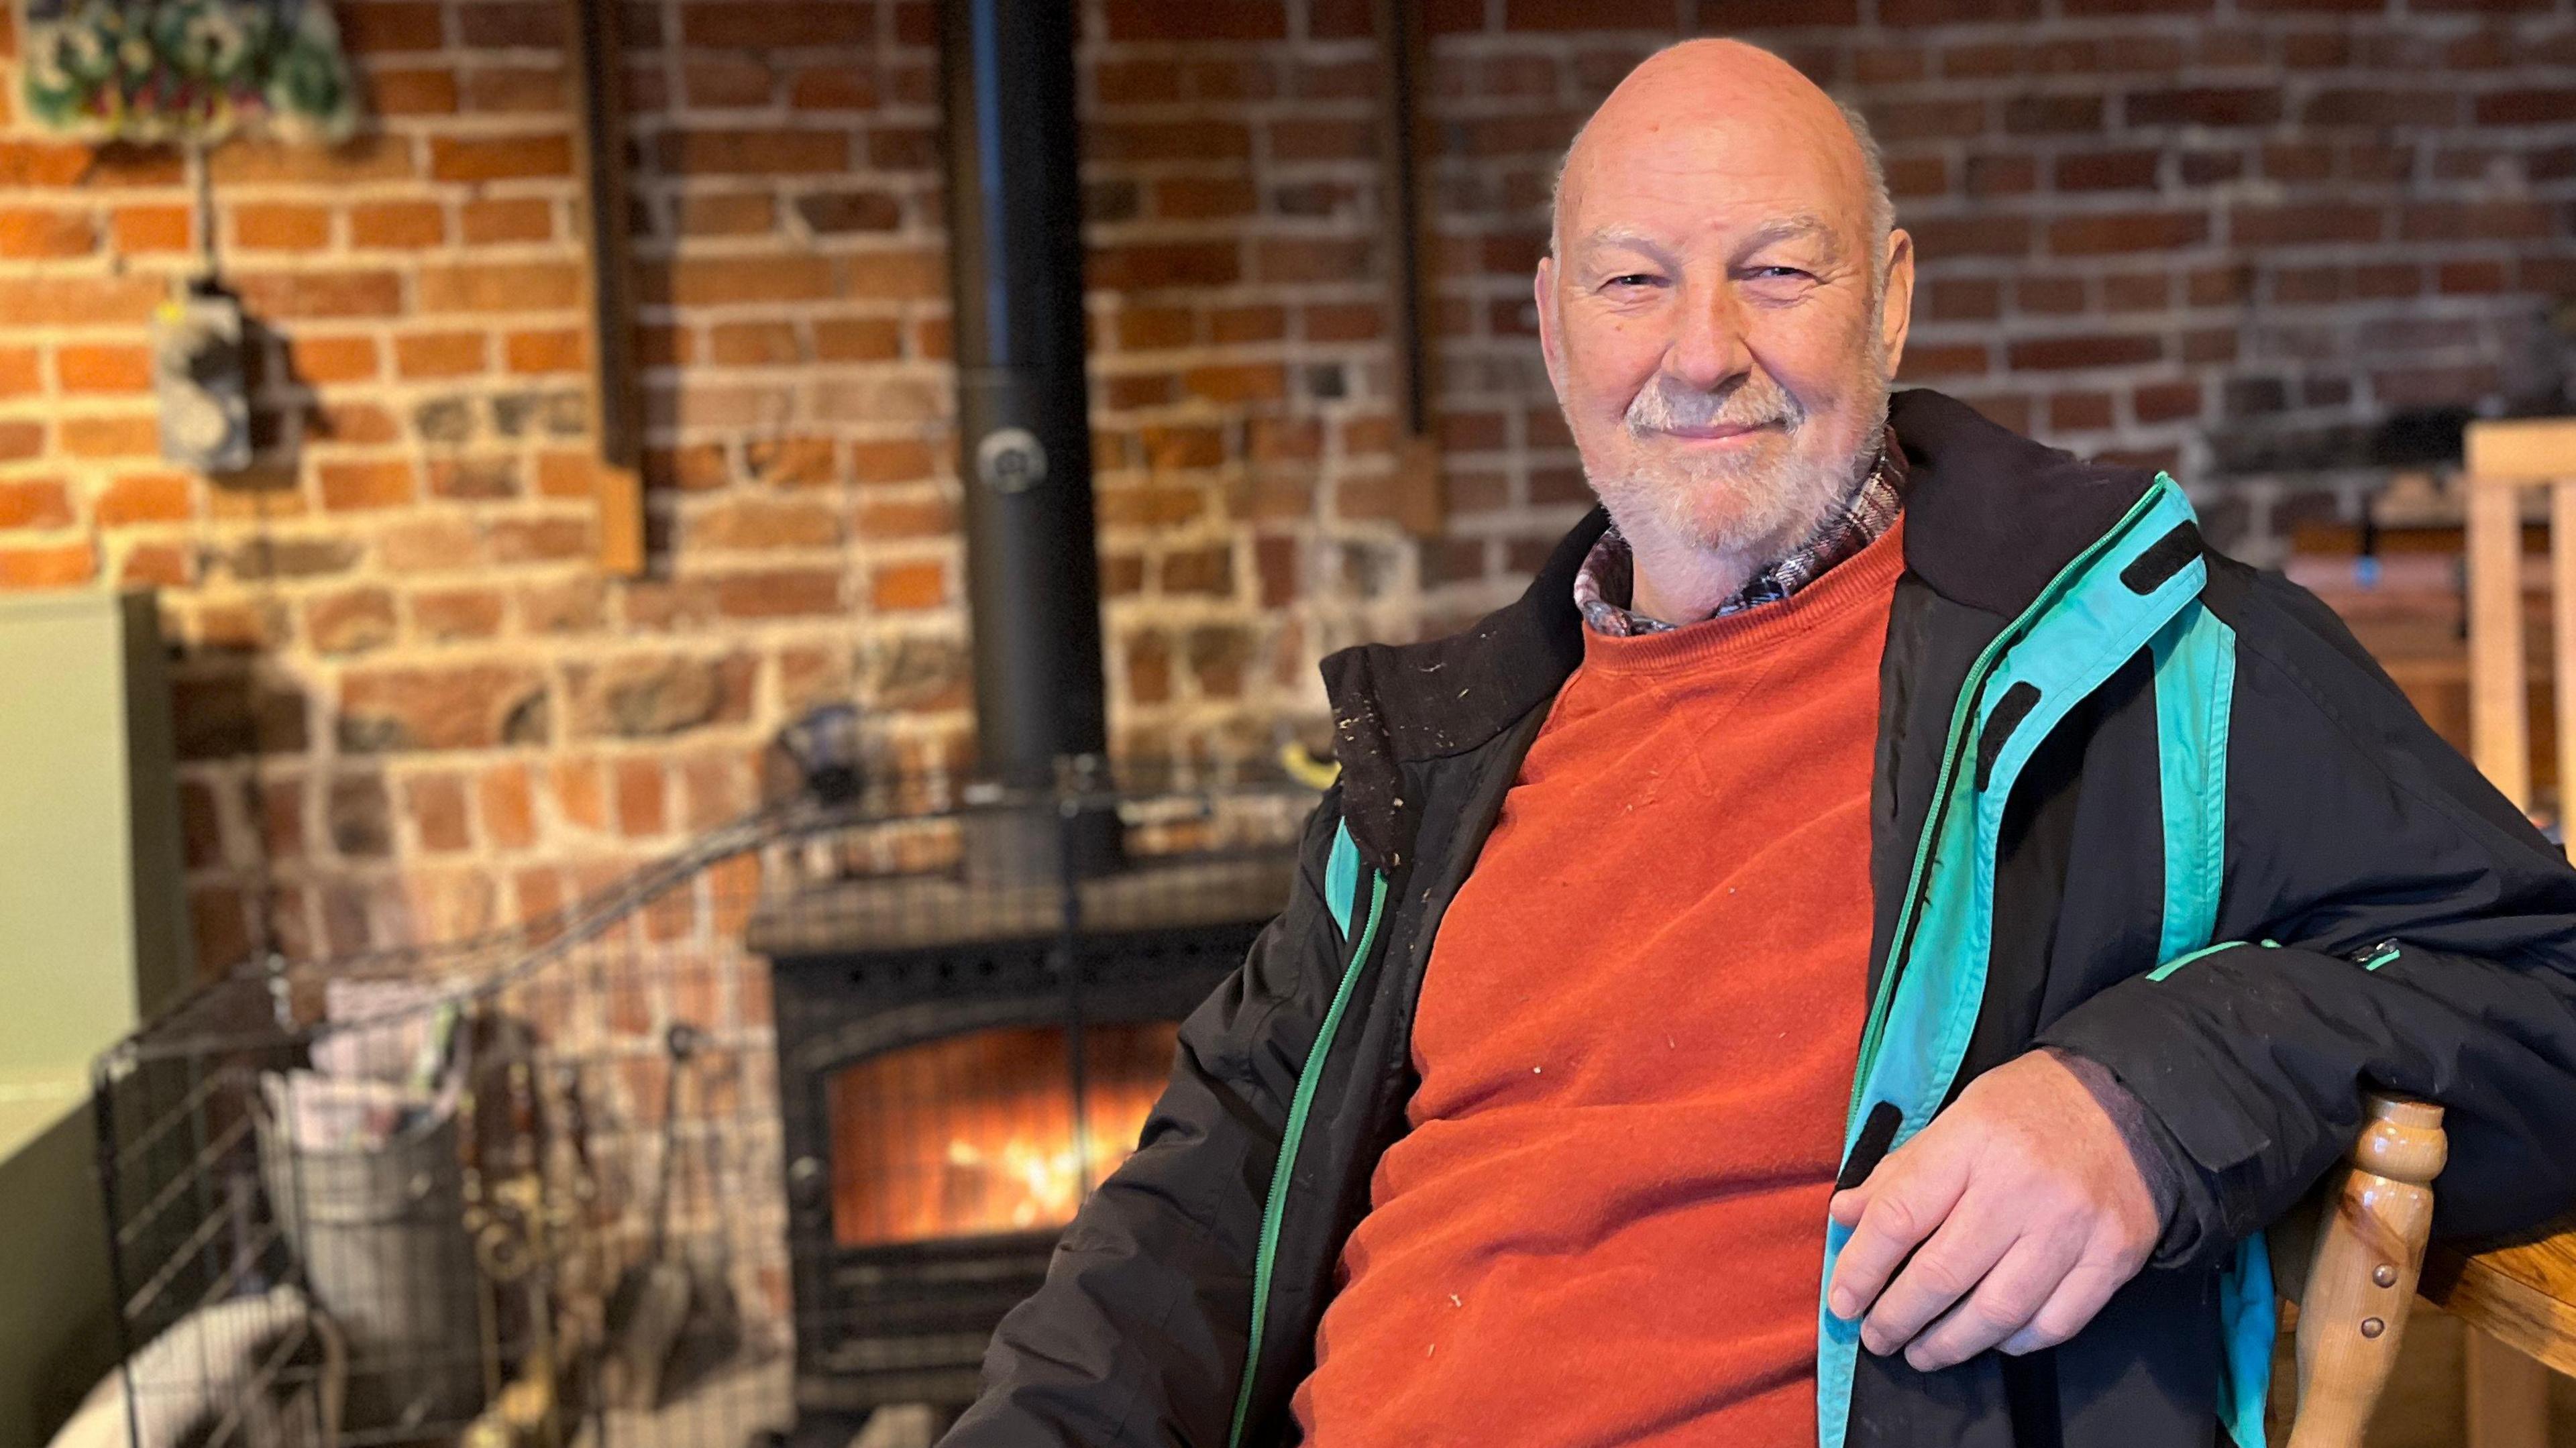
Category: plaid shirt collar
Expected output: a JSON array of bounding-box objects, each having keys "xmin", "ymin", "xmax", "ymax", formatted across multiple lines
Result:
[{"xmin": 1574, "ymin": 429, "xmax": 1907, "ymax": 638}]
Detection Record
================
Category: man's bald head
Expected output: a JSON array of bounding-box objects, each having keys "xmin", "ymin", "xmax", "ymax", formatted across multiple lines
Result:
[
  {"xmin": 1550, "ymin": 40, "xmax": 1892, "ymax": 280},
  {"xmin": 1530, "ymin": 36, "xmax": 1916, "ymax": 624}
]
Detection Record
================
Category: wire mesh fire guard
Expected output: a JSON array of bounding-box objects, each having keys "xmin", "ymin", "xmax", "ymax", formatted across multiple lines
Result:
[{"xmin": 88, "ymin": 733, "xmax": 1318, "ymax": 1448}]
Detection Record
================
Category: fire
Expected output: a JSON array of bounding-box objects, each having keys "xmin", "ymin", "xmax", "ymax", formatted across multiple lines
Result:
[
  {"xmin": 830, "ymin": 1022, "xmax": 1177, "ymax": 1247},
  {"xmin": 941, "ymin": 1115, "xmax": 1153, "ymax": 1231}
]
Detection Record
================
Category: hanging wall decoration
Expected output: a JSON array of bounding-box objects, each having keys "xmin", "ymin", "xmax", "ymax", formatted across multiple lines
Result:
[
  {"xmin": 15, "ymin": 0, "xmax": 358, "ymax": 474},
  {"xmin": 17, "ymin": 0, "xmax": 357, "ymax": 145}
]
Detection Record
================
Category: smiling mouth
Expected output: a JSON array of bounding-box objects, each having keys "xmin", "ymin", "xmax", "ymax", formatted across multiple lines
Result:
[{"xmin": 1652, "ymin": 421, "xmax": 1784, "ymax": 442}]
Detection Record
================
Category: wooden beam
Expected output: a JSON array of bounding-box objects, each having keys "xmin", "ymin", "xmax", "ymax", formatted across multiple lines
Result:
[
  {"xmin": 2467, "ymin": 417, "xmax": 2576, "ymax": 483},
  {"xmin": 566, "ymin": 0, "xmax": 645, "ymax": 575},
  {"xmin": 2467, "ymin": 474, "xmax": 2531, "ymax": 810},
  {"xmin": 1374, "ymin": 0, "xmax": 1442, "ymax": 538}
]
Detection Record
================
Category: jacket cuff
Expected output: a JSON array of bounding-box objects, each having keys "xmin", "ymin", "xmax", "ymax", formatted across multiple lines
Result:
[
  {"xmin": 2039, "ymin": 1045, "xmax": 2220, "ymax": 1269},
  {"xmin": 2033, "ymin": 948, "xmax": 2296, "ymax": 1271}
]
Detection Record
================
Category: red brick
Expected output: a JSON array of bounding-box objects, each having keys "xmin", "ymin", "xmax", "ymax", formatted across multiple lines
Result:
[
  {"xmin": 790, "ymin": 66, "xmax": 878, "ymax": 110},
  {"xmin": 209, "ymin": 136, "xmax": 414, "ymax": 185},
  {"xmin": 506, "ymin": 329, "xmax": 585, "ymax": 374},
  {"xmin": 1896, "ymin": 344, "xmax": 1991, "ymax": 380},
  {"xmin": 341, "ymin": 665, "xmax": 549, "ymax": 751},
  {"xmin": 0, "ymin": 421, "xmax": 40, "ymax": 459},
  {"xmin": 430, "ymin": 133, "xmax": 572, "ymax": 181},
  {"xmin": 427, "ymin": 457, "xmax": 521, "ymax": 500},
  {"xmin": 693, "ymin": 498, "xmax": 841, "ymax": 550},
  {"xmin": 849, "ymin": 439, "xmax": 934, "ymax": 484},
  {"xmin": 1093, "ymin": 240, "xmax": 1243, "ymax": 290},
  {"xmin": 680, "ymin": 1, "xmax": 869, "ymax": 45},
  {"xmin": 0, "ymin": 275, "xmax": 164, "ymax": 325},
  {"xmin": 2004, "ymin": 94, "xmax": 2102, "ymax": 133},
  {"xmin": 405, "ymin": 774, "xmax": 472, "ymax": 852},
  {"xmin": 455, "ymin": 1, "xmax": 561, "ymax": 46},
  {"xmin": 2053, "ymin": 150, "xmax": 2160, "ymax": 190},
  {"xmin": 0, "ymin": 542, "xmax": 97, "ymax": 589},
  {"xmin": 306, "ymin": 588, "xmax": 398, "ymax": 655},
  {"xmin": 615, "ymin": 759, "xmax": 666, "ymax": 837},
  {"xmin": 109, "ymin": 205, "xmax": 192, "ymax": 253},
  {"xmin": 122, "ymin": 542, "xmax": 192, "ymax": 588},
  {"xmin": 231, "ymin": 203, "xmax": 331, "ymax": 250},
  {"xmin": 653, "ymin": 255, "xmax": 838, "ymax": 304},
  {"xmin": 656, "ymin": 129, "xmax": 848, "ymax": 174},
  {"xmin": 2125, "ymin": 87, "xmax": 2282, "ymax": 127},
  {"xmin": 0, "ymin": 208, "xmax": 95, "ymax": 258},
  {"xmin": 2048, "ymin": 211, "xmax": 2209, "ymax": 256},
  {"xmin": 372, "ymin": 66, "xmax": 462, "ymax": 114},
  {"xmin": 462, "ymin": 65, "xmax": 568, "ymax": 113},
  {"xmin": 231, "ymin": 270, "xmax": 405, "ymax": 319},
  {"xmin": 1966, "ymin": 154, "xmax": 2038, "ymax": 197},
  {"xmin": 351, "ymin": 201, "xmax": 446, "ymax": 249},
  {"xmin": 461, "ymin": 198, "xmax": 555, "ymax": 243},
  {"xmin": 396, "ymin": 331, "xmax": 488, "ymax": 378},
  {"xmin": 417, "ymin": 262, "xmax": 583, "ymax": 313},
  {"xmin": 0, "ymin": 139, "xmax": 95, "ymax": 186},
  {"xmin": 0, "ymin": 480, "xmax": 74, "ymax": 530},
  {"xmin": 869, "ymin": 560, "xmax": 945, "ymax": 610},
  {"xmin": 715, "ymin": 569, "xmax": 841, "ymax": 617},
  {"xmin": 2401, "ymin": 202, "xmax": 2550, "ymax": 243},
  {"xmin": 320, "ymin": 459, "xmax": 420, "ymax": 511},
  {"xmin": 1103, "ymin": 0, "xmax": 1289, "ymax": 38},
  {"xmin": 415, "ymin": 588, "xmax": 508, "ymax": 641},
  {"xmin": 676, "ymin": 192, "xmax": 775, "ymax": 236},
  {"xmin": 337, "ymin": 0, "xmax": 443, "ymax": 50},
  {"xmin": 57, "ymin": 343, "xmax": 151, "ymax": 394},
  {"xmin": 59, "ymin": 415, "xmax": 159, "ymax": 458},
  {"xmin": 96, "ymin": 471, "xmax": 193, "ymax": 524},
  {"xmin": 479, "ymin": 766, "xmax": 538, "ymax": 848},
  {"xmin": 319, "ymin": 402, "xmax": 401, "ymax": 444},
  {"xmin": 1905, "ymin": 215, "xmax": 2033, "ymax": 260},
  {"xmin": 2231, "ymin": 204, "xmax": 2383, "ymax": 246},
  {"xmin": 2007, "ymin": 334, "xmax": 2164, "ymax": 370}
]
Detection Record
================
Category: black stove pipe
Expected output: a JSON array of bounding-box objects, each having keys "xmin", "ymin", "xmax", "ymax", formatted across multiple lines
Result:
[{"xmin": 938, "ymin": 0, "xmax": 1110, "ymax": 799}]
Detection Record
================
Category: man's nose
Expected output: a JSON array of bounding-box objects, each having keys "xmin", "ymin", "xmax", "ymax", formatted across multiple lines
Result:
[{"xmin": 1664, "ymin": 280, "xmax": 1752, "ymax": 392}]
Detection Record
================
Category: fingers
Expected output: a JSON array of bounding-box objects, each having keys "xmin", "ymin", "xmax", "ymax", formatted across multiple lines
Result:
[
  {"xmin": 1995, "ymin": 1254, "xmax": 2134, "ymax": 1357},
  {"xmin": 1826, "ymin": 1135, "xmax": 1971, "ymax": 1323},
  {"xmin": 1898, "ymin": 1231, "xmax": 2083, "ymax": 1372},
  {"xmin": 1856, "ymin": 1185, "xmax": 2021, "ymax": 1357}
]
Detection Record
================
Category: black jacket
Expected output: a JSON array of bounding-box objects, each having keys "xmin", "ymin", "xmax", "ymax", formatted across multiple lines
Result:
[{"xmin": 943, "ymin": 390, "xmax": 2576, "ymax": 1448}]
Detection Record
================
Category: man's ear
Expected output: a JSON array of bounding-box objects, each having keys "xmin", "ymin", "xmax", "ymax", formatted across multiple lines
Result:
[
  {"xmin": 1535, "ymin": 257, "xmax": 1566, "ymax": 400},
  {"xmin": 1877, "ymin": 229, "xmax": 1916, "ymax": 380}
]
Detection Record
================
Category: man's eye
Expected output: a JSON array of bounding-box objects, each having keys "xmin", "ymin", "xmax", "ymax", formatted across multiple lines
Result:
[
  {"xmin": 1748, "ymin": 266, "xmax": 1812, "ymax": 281},
  {"xmin": 1603, "ymin": 273, "xmax": 1664, "ymax": 290}
]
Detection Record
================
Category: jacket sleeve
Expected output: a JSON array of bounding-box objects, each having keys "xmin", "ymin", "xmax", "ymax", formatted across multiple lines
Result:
[
  {"xmin": 2037, "ymin": 566, "xmax": 2576, "ymax": 1272},
  {"xmin": 941, "ymin": 795, "xmax": 1346, "ymax": 1447}
]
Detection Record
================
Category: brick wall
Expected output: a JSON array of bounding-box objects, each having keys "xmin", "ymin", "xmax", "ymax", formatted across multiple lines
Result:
[{"xmin": 1, "ymin": 0, "xmax": 2573, "ymax": 974}]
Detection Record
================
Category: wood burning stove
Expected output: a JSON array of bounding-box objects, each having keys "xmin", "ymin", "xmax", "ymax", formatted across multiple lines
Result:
[
  {"xmin": 743, "ymin": 0, "xmax": 1318, "ymax": 1437},
  {"xmin": 751, "ymin": 799, "xmax": 1303, "ymax": 1435}
]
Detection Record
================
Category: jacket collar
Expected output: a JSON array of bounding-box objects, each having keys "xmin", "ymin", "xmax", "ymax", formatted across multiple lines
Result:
[{"xmin": 1318, "ymin": 388, "xmax": 2167, "ymax": 869}]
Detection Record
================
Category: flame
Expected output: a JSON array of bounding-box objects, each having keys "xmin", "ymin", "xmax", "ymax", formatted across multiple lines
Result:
[{"xmin": 830, "ymin": 1023, "xmax": 1177, "ymax": 1247}]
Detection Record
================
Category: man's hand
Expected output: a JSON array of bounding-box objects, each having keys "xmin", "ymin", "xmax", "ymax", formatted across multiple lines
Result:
[{"xmin": 1825, "ymin": 1049, "xmax": 2162, "ymax": 1372}]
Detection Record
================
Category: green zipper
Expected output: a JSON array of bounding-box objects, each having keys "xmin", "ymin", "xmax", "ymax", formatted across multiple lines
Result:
[
  {"xmin": 1847, "ymin": 484, "xmax": 2174, "ymax": 1120},
  {"xmin": 1227, "ymin": 867, "xmax": 1389, "ymax": 1448}
]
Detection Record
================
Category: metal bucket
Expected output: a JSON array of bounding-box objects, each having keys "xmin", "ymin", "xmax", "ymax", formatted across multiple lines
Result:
[{"xmin": 256, "ymin": 1104, "xmax": 485, "ymax": 1434}]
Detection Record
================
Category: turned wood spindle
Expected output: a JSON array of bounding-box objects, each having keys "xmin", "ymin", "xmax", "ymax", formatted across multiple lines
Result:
[{"xmin": 2284, "ymin": 1093, "xmax": 2448, "ymax": 1448}]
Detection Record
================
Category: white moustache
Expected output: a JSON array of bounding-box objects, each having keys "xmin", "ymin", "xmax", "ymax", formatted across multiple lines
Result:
[{"xmin": 1624, "ymin": 379, "xmax": 1805, "ymax": 436}]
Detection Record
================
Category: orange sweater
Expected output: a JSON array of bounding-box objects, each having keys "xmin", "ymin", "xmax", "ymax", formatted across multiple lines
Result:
[{"xmin": 1291, "ymin": 520, "xmax": 1902, "ymax": 1448}]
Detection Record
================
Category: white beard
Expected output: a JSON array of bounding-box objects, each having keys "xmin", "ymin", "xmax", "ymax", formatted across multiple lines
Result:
[{"xmin": 1587, "ymin": 370, "xmax": 1888, "ymax": 565}]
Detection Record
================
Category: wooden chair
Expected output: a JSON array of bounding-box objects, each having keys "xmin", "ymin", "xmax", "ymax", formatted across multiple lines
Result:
[{"xmin": 2277, "ymin": 417, "xmax": 2576, "ymax": 1447}]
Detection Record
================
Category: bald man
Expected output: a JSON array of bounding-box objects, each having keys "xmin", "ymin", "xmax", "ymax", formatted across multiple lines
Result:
[{"xmin": 944, "ymin": 40, "xmax": 2576, "ymax": 1448}]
